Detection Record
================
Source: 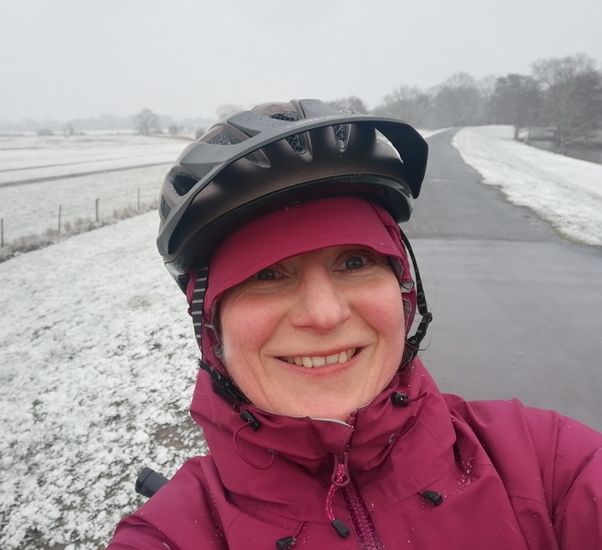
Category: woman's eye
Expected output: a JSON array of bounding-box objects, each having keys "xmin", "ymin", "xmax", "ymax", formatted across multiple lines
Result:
[
  {"xmin": 255, "ymin": 268, "xmax": 278, "ymax": 281},
  {"xmin": 343, "ymin": 254, "xmax": 368, "ymax": 270}
]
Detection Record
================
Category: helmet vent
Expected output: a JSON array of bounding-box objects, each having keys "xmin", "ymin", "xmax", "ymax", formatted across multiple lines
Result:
[
  {"xmin": 172, "ymin": 173, "xmax": 199, "ymax": 196},
  {"xmin": 269, "ymin": 111, "xmax": 298, "ymax": 122},
  {"xmin": 207, "ymin": 130, "xmax": 243, "ymax": 145},
  {"xmin": 269, "ymin": 112, "xmax": 307, "ymax": 155},
  {"xmin": 333, "ymin": 124, "xmax": 349, "ymax": 149},
  {"xmin": 160, "ymin": 196, "xmax": 171, "ymax": 219}
]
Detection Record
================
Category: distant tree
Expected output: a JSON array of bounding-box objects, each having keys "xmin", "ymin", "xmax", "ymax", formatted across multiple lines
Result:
[
  {"xmin": 63, "ymin": 123, "xmax": 75, "ymax": 137},
  {"xmin": 490, "ymin": 74, "xmax": 541, "ymax": 140},
  {"xmin": 168, "ymin": 125, "xmax": 181, "ymax": 136},
  {"xmin": 216, "ymin": 104, "xmax": 242, "ymax": 119},
  {"xmin": 325, "ymin": 96, "xmax": 368, "ymax": 113},
  {"xmin": 432, "ymin": 72, "xmax": 486, "ymax": 127},
  {"xmin": 37, "ymin": 128, "xmax": 54, "ymax": 136},
  {"xmin": 476, "ymin": 75, "xmax": 498, "ymax": 99},
  {"xmin": 532, "ymin": 53, "xmax": 602, "ymax": 153},
  {"xmin": 133, "ymin": 108, "xmax": 160, "ymax": 135},
  {"xmin": 372, "ymin": 86, "xmax": 432, "ymax": 127}
]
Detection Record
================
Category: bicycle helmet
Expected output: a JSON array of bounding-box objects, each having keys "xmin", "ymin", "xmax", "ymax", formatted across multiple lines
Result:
[{"xmin": 157, "ymin": 99, "xmax": 428, "ymax": 292}]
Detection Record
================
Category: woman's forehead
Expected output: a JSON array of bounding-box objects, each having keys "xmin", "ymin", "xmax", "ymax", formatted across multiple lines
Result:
[
  {"xmin": 268, "ymin": 244, "xmax": 385, "ymax": 265},
  {"xmin": 205, "ymin": 197, "xmax": 404, "ymax": 307}
]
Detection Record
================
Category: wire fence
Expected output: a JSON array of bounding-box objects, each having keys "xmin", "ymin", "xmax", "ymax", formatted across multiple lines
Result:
[{"xmin": 0, "ymin": 164, "xmax": 168, "ymax": 260}]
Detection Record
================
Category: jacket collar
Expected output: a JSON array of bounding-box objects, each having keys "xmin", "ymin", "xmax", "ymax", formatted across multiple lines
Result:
[{"xmin": 190, "ymin": 358, "xmax": 457, "ymax": 520}]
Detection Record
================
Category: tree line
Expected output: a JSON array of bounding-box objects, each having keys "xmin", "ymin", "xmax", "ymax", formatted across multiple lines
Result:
[
  {"xmin": 130, "ymin": 52, "xmax": 600, "ymax": 156},
  {"xmin": 330, "ymin": 53, "xmax": 602, "ymax": 155}
]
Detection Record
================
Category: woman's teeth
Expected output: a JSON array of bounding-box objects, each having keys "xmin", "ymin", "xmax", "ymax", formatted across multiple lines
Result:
[{"xmin": 282, "ymin": 348, "xmax": 357, "ymax": 368}]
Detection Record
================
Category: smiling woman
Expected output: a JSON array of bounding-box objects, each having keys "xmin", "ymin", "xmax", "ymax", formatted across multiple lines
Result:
[
  {"xmin": 106, "ymin": 100, "xmax": 602, "ymax": 550},
  {"xmin": 216, "ymin": 202, "xmax": 406, "ymax": 421}
]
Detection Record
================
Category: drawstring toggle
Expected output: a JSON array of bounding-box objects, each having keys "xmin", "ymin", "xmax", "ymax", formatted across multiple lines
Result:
[
  {"xmin": 420, "ymin": 489, "xmax": 444, "ymax": 506},
  {"xmin": 331, "ymin": 519, "xmax": 350, "ymax": 538},
  {"xmin": 275, "ymin": 536, "xmax": 296, "ymax": 549}
]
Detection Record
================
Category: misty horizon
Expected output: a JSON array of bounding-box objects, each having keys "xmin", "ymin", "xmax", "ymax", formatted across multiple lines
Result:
[{"xmin": 1, "ymin": 0, "xmax": 601, "ymax": 124}]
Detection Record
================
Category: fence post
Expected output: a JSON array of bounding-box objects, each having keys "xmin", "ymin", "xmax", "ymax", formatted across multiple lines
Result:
[
  {"xmin": 95, "ymin": 198, "xmax": 99, "ymax": 222},
  {"xmin": 58, "ymin": 205, "xmax": 62, "ymax": 233},
  {"xmin": 1, "ymin": 218, "xmax": 4, "ymax": 247},
  {"xmin": 137, "ymin": 188, "xmax": 141, "ymax": 211}
]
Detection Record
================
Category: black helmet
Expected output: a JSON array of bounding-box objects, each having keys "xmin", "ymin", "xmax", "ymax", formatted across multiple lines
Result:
[{"xmin": 157, "ymin": 99, "xmax": 428, "ymax": 291}]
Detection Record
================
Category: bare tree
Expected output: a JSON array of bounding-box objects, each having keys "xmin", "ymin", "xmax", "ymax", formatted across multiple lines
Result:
[
  {"xmin": 532, "ymin": 53, "xmax": 602, "ymax": 153},
  {"xmin": 373, "ymin": 86, "xmax": 435, "ymax": 127},
  {"xmin": 133, "ymin": 108, "xmax": 160, "ymax": 135},
  {"xmin": 325, "ymin": 96, "xmax": 369, "ymax": 113},
  {"xmin": 490, "ymin": 74, "xmax": 541, "ymax": 140},
  {"xmin": 432, "ymin": 72, "xmax": 485, "ymax": 127},
  {"xmin": 216, "ymin": 104, "xmax": 243, "ymax": 120}
]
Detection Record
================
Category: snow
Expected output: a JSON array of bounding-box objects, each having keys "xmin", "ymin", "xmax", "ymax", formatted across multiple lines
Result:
[
  {"xmin": 0, "ymin": 134, "xmax": 185, "ymax": 181},
  {"xmin": 0, "ymin": 215, "xmax": 204, "ymax": 549},
  {"xmin": 1, "ymin": 126, "xmax": 601, "ymax": 549},
  {"xmin": 453, "ymin": 126, "xmax": 602, "ymax": 245},
  {"xmin": 418, "ymin": 129, "xmax": 446, "ymax": 139},
  {"xmin": 0, "ymin": 135, "xmax": 189, "ymax": 241},
  {"xmin": 1, "ymin": 164, "xmax": 171, "ymax": 241}
]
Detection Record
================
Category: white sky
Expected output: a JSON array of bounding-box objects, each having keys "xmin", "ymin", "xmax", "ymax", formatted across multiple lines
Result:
[{"xmin": 1, "ymin": 0, "xmax": 601, "ymax": 121}]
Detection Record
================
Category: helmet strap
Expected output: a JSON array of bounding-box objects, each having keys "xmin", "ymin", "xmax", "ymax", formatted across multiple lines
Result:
[
  {"xmin": 399, "ymin": 231, "xmax": 433, "ymax": 364},
  {"xmin": 198, "ymin": 359, "xmax": 249, "ymax": 406}
]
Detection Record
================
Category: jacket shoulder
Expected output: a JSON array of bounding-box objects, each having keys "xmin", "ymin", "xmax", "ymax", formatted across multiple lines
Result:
[
  {"xmin": 106, "ymin": 455, "xmax": 228, "ymax": 549},
  {"xmin": 444, "ymin": 395, "xmax": 602, "ymax": 476},
  {"xmin": 444, "ymin": 395, "xmax": 602, "ymax": 547}
]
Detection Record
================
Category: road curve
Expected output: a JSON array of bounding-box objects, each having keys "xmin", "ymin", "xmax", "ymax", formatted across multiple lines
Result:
[{"xmin": 403, "ymin": 129, "xmax": 602, "ymax": 430}]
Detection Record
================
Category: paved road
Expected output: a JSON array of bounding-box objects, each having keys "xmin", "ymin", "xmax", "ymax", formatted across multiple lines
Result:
[{"xmin": 402, "ymin": 129, "xmax": 602, "ymax": 430}]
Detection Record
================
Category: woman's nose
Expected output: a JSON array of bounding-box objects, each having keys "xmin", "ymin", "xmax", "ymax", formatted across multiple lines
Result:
[{"xmin": 289, "ymin": 267, "xmax": 351, "ymax": 331}]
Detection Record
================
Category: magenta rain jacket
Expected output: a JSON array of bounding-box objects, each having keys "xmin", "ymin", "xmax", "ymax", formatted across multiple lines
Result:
[{"xmin": 107, "ymin": 358, "xmax": 602, "ymax": 549}]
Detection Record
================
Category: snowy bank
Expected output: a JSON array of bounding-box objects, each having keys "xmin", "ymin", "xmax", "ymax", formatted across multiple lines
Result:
[
  {"xmin": 453, "ymin": 126, "xmax": 602, "ymax": 246},
  {"xmin": 0, "ymin": 214, "xmax": 203, "ymax": 549}
]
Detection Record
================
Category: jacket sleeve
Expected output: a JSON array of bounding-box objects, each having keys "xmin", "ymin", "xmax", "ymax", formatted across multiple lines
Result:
[
  {"xmin": 106, "ymin": 515, "xmax": 175, "ymax": 549},
  {"xmin": 104, "ymin": 457, "xmax": 227, "ymax": 550},
  {"xmin": 447, "ymin": 397, "xmax": 602, "ymax": 549},
  {"xmin": 532, "ymin": 411, "xmax": 602, "ymax": 550}
]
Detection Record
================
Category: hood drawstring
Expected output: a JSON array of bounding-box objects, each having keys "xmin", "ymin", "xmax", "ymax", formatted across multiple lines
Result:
[
  {"xmin": 274, "ymin": 521, "xmax": 306, "ymax": 549},
  {"xmin": 232, "ymin": 410, "xmax": 276, "ymax": 470},
  {"xmin": 325, "ymin": 453, "xmax": 351, "ymax": 538},
  {"xmin": 388, "ymin": 391, "xmax": 429, "ymax": 446}
]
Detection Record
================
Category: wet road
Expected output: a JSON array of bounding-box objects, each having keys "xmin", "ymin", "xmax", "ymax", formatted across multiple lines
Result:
[{"xmin": 402, "ymin": 129, "xmax": 602, "ymax": 430}]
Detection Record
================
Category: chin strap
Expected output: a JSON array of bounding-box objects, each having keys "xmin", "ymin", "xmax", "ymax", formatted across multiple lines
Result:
[
  {"xmin": 399, "ymin": 231, "xmax": 433, "ymax": 364},
  {"xmin": 198, "ymin": 359, "xmax": 250, "ymax": 405}
]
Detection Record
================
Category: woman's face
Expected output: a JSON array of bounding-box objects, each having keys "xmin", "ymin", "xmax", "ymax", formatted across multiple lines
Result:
[{"xmin": 219, "ymin": 245, "xmax": 405, "ymax": 421}]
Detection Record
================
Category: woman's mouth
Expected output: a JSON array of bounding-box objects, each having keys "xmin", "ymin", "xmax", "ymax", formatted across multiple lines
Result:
[{"xmin": 279, "ymin": 348, "xmax": 358, "ymax": 368}]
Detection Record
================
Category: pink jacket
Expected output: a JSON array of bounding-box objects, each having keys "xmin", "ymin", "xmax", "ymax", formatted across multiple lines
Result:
[{"xmin": 107, "ymin": 359, "xmax": 602, "ymax": 549}]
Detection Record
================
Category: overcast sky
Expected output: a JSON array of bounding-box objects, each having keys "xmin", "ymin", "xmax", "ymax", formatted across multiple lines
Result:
[{"xmin": 1, "ymin": 0, "xmax": 601, "ymax": 122}]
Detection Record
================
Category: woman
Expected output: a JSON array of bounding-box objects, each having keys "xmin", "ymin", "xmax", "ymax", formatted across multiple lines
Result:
[{"xmin": 108, "ymin": 100, "xmax": 602, "ymax": 549}]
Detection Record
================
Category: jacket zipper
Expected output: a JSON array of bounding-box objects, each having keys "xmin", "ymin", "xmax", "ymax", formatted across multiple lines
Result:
[{"xmin": 342, "ymin": 477, "xmax": 384, "ymax": 550}]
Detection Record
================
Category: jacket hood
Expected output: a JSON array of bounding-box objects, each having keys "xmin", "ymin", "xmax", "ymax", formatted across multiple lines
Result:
[{"xmin": 186, "ymin": 196, "xmax": 418, "ymax": 376}]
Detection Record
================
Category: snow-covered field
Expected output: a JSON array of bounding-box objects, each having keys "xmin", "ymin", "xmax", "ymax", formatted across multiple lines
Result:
[
  {"xmin": 0, "ymin": 135, "xmax": 188, "ymax": 241},
  {"xmin": 1, "ymin": 164, "xmax": 171, "ymax": 241},
  {"xmin": 0, "ymin": 134, "xmax": 184, "ymax": 180},
  {"xmin": 0, "ymin": 126, "xmax": 601, "ymax": 549},
  {"xmin": 0, "ymin": 214, "xmax": 204, "ymax": 549},
  {"xmin": 453, "ymin": 126, "xmax": 602, "ymax": 245}
]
